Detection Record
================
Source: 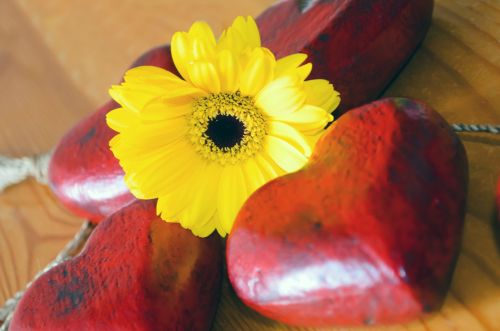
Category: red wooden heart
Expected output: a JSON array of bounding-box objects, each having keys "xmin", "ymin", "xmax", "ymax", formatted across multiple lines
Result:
[
  {"xmin": 226, "ymin": 98, "xmax": 468, "ymax": 327},
  {"xmin": 10, "ymin": 200, "xmax": 223, "ymax": 331},
  {"xmin": 48, "ymin": 0, "xmax": 434, "ymax": 222},
  {"xmin": 259, "ymin": 0, "xmax": 433, "ymax": 114},
  {"xmin": 48, "ymin": 46, "xmax": 176, "ymax": 222}
]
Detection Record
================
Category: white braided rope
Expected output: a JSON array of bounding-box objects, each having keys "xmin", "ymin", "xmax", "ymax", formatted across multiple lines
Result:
[
  {"xmin": 451, "ymin": 123, "xmax": 500, "ymax": 134},
  {"xmin": 0, "ymin": 151, "xmax": 52, "ymax": 192}
]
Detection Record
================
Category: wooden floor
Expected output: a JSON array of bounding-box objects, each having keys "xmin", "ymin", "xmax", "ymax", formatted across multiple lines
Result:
[{"xmin": 1, "ymin": 0, "xmax": 499, "ymax": 330}]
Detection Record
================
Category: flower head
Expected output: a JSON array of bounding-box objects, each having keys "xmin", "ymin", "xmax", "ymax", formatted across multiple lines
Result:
[{"xmin": 107, "ymin": 16, "xmax": 340, "ymax": 237}]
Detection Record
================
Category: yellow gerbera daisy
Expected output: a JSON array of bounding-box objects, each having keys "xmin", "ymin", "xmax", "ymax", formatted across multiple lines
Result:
[{"xmin": 106, "ymin": 16, "xmax": 340, "ymax": 237}]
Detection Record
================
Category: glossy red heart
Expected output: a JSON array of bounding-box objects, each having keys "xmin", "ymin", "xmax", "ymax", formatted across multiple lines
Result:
[
  {"xmin": 10, "ymin": 200, "xmax": 223, "ymax": 331},
  {"xmin": 48, "ymin": 0, "xmax": 434, "ymax": 222},
  {"xmin": 259, "ymin": 0, "xmax": 433, "ymax": 113},
  {"xmin": 227, "ymin": 98, "xmax": 468, "ymax": 327},
  {"xmin": 48, "ymin": 46, "xmax": 176, "ymax": 222}
]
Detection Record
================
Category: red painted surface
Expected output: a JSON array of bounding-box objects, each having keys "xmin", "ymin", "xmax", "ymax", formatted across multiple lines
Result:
[
  {"xmin": 259, "ymin": 0, "xmax": 434, "ymax": 114},
  {"xmin": 227, "ymin": 98, "xmax": 468, "ymax": 327},
  {"xmin": 48, "ymin": 0, "xmax": 434, "ymax": 222},
  {"xmin": 48, "ymin": 46, "xmax": 176, "ymax": 222},
  {"xmin": 10, "ymin": 200, "xmax": 223, "ymax": 331}
]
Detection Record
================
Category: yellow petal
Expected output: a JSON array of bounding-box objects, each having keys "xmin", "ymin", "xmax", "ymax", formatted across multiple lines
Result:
[
  {"xmin": 192, "ymin": 213, "xmax": 218, "ymax": 237},
  {"xmin": 171, "ymin": 31, "xmax": 192, "ymax": 81},
  {"xmin": 191, "ymin": 38, "xmax": 216, "ymax": 62},
  {"xmin": 187, "ymin": 61, "xmax": 221, "ymax": 93},
  {"xmin": 217, "ymin": 165, "xmax": 248, "ymax": 234},
  {"xmin": 295, "ymin": 63, "xmax": 312, "ymax": 81},
  {"xmin": 217, "ymin": 28, "xmax": 245, "ymax": 56},
  {"xmin": 109, "ymin": 86, "xmax": 158, "ymax": 113},
  {"xmin": 141, "ymin": 99, "xmax": 192, "ymax": 122},
  {"xmin": 265, "ymin": 135, "xmax": 308, "ymax": 173},
  {"xmin": 121, "ymin": 117, "xmax": 188, "ymax": 151},
  {"xmin": 156, "ymin": 180, "xmax": 194, "ymax": 221},
  {"xmin": 106, "ymin": 107, "xmax": 140, "ymax": 132},
  {"xmin": 188, "ymin": 22, "xmax": 217, "ymax": 63},
  {"xmin": 275, "ymin": 104, "xmax": 333, "ymax": 132},
  {"xmin": 188, "ymin": 22, "xmax": 216, "ymax": 61},
  {"xmin": 303, "ymin": 79, "xmax": 341, "ymax": 112},
  {"xmin": 243, "ymin": 158, "xmax": 268, "ymax": 196},
  {"xmin": 254, "ymin": 153, "xmax": 281, "ymax": 179},
  {"xmin": 155, "ymin": 142, "xmax": 201, "ymax": 186},
  {"xmin": 117, "ymin": 142, "xmax": 174, "ymax": 171},
  {"xmin": 122, "ymin": 172, "xmax": 149, "ymax": 199},
  {"xmin": 124, "ymin": 141, "xmax": 200, "ymax": 199},
  {"xmin": 109, "ymin": 134, "xmax": 121, "ymax": 149},
  {"xmin": 188, "ymin": 21, "xmax": 216, "ymax": 48},
  {"xmin": 230, "ymin": 16, "xmax": 261, "ymax": 49},
  {"xmin": 303, "ymin": 131, "xmax": 324, "ymax": 149},
  {"xmin": 113, "ymin": 132, "xmax": 186, "ymax": 163},
  {"xmin": 218, "ymin": 16, "xmax": 260, "ymax": 55},
  {"xmin": 275, "ymin": 53, "xmax": 311, "ymax": 80},
  {"xmin": 181, "ymin": 162, "xmax": 221, "ymax": 231},
  {"xmin": 124, "ymin": 66, "xmax": 187, "ymax": 88},
  {"xmin": 268, "ymin": 121, "xmax": 312, "ymax": 156},
  {"xmin": 158, "ymin": 161, "xmax": 204, "ymax": 218},
  {"xmin": 109, "ymin": 66, "xmax": 195, "ymax": 113},
  {"xmin": 240, "ymin": 47, "xmax": 275, "ymax": 96},
  {"xmin": 216, "ymin": 222, "xmax": 228, "ymax": 237},
  {"xmin": 255, "ymin": 75, "xmax": 306, "ymax": 116},
  {"xmin": 160, "ymin": 86, "xmax": 206, "ymax": 105},
  {"xmin": 216, "ymin": 49, "xmax": 239, "ymax": 92},
  {"xmin": 275, "ymin": 54, "xmax": 307, "ymax": 75}
]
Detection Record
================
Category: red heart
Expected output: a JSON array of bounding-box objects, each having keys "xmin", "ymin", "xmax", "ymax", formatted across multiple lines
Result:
[
  {"xmin": 48, "ymin": 46, "xmax": 176, "ymax": 222},
  {"xmin": 227, "ymin": 98, "xmax": 468, "ymax": 327},
  {"xmin": 48, "ymin": 0, "xmax": 433, "ymax": 222},
  {"xmin": 259, "ymin": 0, "xmax": 433, "ymax": 113},
  {"xmin": 10, "ymin": 200, "xmax": 223, "ymax": 331}
]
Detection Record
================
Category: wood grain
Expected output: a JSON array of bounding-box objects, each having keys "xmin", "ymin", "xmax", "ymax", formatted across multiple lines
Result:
[{"xmin": 1, "ymin": 0, "xmax": 499, "ymax": 330}]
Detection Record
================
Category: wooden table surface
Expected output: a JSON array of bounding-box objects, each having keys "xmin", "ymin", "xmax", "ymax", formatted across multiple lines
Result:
[{"xmin": 1, "ymin": 0, "xmax": 499, "ymax": 330}]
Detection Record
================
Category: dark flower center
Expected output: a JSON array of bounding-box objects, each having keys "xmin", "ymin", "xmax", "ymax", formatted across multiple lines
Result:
[
  {"xmin": 189, "ymin": 92, "xmax": 267, "ymax": 164},
  {"xmin": 205, "ymin": 114, "xmax": 245, "ymax": 149}
]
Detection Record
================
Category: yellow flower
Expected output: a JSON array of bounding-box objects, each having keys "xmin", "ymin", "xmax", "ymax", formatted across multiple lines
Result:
[{"xmin": 106, "ymin": 16, "xmax": 340, "ymax": 237}]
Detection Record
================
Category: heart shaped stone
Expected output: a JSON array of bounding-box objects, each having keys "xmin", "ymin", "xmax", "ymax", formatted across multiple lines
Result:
[
  {"xmin": 10, "ymin": 200, "xmax": 223, "ymax": 330},
  {"xmin": 226, "ymin": 98, "xmax": 468, "ymax": 327},
  {"xmin": 48, "ymin": 0, "xmax": 433, "ymax": 222}
]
